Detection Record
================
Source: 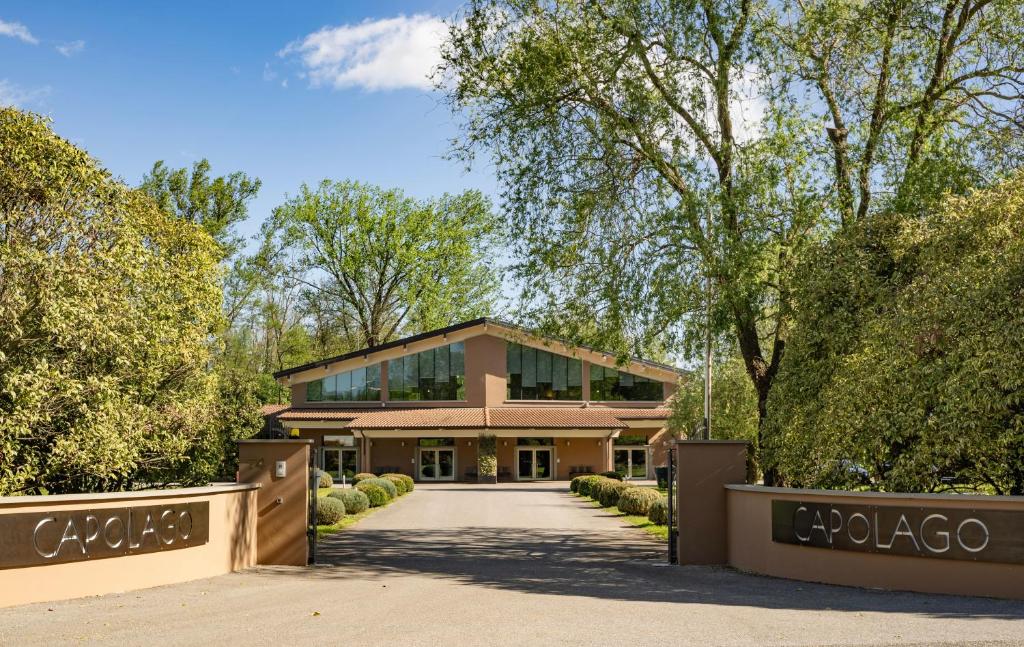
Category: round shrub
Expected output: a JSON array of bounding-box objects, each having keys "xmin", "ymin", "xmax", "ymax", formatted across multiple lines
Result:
[
  {"xmin": 600, "ymin": 470, "xmax": 623, "ymax": 481},
  {"xmin": 316, "ymin": 496, "xmax": 345, "ymax": 525},
  {"xmin": 617, "ymin": 487, "xmax": 661, "ymax": 515},
  {"xmin": 570, "ymin": 474, "xmax": 593, "ymax": 493},
  {"xmin": 355, "ymin": 482, "xmax": 389, "ymax": 507},
  {"xmin": 648, "ymin": 497, "xmax": 669, "ymax": 525},
  {"xmin": 588, "ymin": 476, "xmax": 618, "ymax": 502},
  {"xmin": 380, "ymin": 475, "xmax": 411, "ymax": 495},
  {"xmin": 315, "ymin": 469, "xmax": 333, "ymax": 489},
  {"xmin": 361, "ymin": 477, "xmax": 397, "ymax": 499},
  {"xmin": 598, "ymin": 481, "xmax": 631, "ymax": 508},
  {"xmin": 577, "ymin": 475, "xmax": 605, "ymax": 498},
  {"xmin": 327, "ymin": 488, "xmax": 369, "ymax": 514},
  {"xmin": 352, "ymin": 472, "xmax": 377, "ymax": 485},
  {"xmin": 381, "ymin": 474, "xmax": 408, "ymax": 495}
]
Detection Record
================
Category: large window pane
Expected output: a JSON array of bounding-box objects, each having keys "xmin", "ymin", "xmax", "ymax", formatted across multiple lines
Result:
[
  {"xmin": 522, "ymin": 346, "xmax": 537, "ymax": 388},
  {"xmin": 367, "ymin": 363, "xmax": 381, "ymax": 400},
  {"xmin": 589, "ymin": 365, "xmax": 664, "ymax": 401},
  {"xmin": 404, "ymin": 352, "xmax": 420, "ymax": 400},
  {"xmin": 552, "ymin": 354, "xmax": 567, "ymax": 391},
  {"xmin": 307, "ymin": 379, "xmax": 323, "ymax": 402},
  {"xmin": 388, "ymin": 358, "xmax": 404, "ymax": 400},
  {"xmin": 351, "ymin": 367, "xmax": 366, "ymax": 400},
  {"xmin": 338, "ymin": 370, "xmax": 352, "ymax": 401},
  {"xmin": 324, "ymin": 374, "xmax": 337, "ymax": 400}
]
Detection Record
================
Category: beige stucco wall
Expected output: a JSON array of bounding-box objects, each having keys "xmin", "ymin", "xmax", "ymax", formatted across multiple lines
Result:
[
  {"xmin": 0, "ymin": 484, "xmax": 258, "ymax": 609},
  {"xmin": 726, "ymin": 485, "xmax": 1024, "ymax": 600},
  {"xmin": 237, "ymin": 440, "xmax": 310, "ymax": 567},
  {"xmin": 553, "ymin": 438, "xmax": 607, "ymax": 479}
]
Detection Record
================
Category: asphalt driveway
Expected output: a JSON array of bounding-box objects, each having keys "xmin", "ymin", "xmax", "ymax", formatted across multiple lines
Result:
[{"xmin": 1, "ymin": 483, "xmax": 1022, "ymax": 646}]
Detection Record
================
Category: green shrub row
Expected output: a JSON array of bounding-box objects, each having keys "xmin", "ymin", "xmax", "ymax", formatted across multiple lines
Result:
[
  {"xmin": 316, "ymin": 496, "xmax": 345, "ymax": 525},
  {"xmin": 355, "ymin": 481, "xmax": 390, "ymax": 507},
  {"xmin": 571, "ymin": 475, "xmax": 669, "ymax": 526},
  {"xmin": 326, "ymin": 488, "xmax": 370, "ymax": 515}
]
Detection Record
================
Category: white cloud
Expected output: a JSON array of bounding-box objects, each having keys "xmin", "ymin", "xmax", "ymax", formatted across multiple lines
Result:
[
  {"xmin": 56, "ymin": 39, "xmax": 85, "ymax": 57},
  {"xmin": 0, "ymin": 18, "xmax": 37, "ymax": 44},
  {"xmin": 0, "ymin": 79, "xmax": 50, "ymax": 107},
  {"xmin": 280, "ymin": 14, "xmax": 447, "ymax": 92}
]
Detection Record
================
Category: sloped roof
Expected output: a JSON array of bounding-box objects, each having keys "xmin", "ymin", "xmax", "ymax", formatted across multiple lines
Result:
[
  {"xmin": 271, "ymin": 317, "xmax": 684, "ymax": 379},
  {"xmin": 268, "ymin": 406, "xmax": 646, "ymax": 430}
]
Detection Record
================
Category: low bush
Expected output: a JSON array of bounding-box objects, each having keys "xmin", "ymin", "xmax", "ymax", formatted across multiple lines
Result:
[
  {"xmin": 355, "ymin": 482, "xmax": 389, "ymax": 507},
  {"xmin": 598, "ymin": 481, "xmax": 631, "ymax": 508},
  {"xmin": 618, "ymin": 487, "xmax": 661, "ymax": 515},
  {"xmin": 315, "ymin": 469, "xmax": 333, "ymax": 489},
  {"xmin": 352, "ymin": 472, "xmax": 377, "ymax": 485},
  {"xmin": 327, "ymin": 488, "xmax": 369, "ymax": 514},
  {"xmin": 577, "ymin": 475, "xmax": 605, "ymax": 498},
  {"xmin": 361, "ymin": 477, "xmax": 398, "ymax": 499},
  {"xmin": 599, "ymin": 471, "xmax": 623, "ymax": 481},
  {"xmin": 381, "ymin": 474, "xmax": 408, "ymax": 495},
  {"xmin": 380, "ymin": 473, "xmax": 414, "ymax": 493},
  {"xmin": 648, "ymin": 497, "xmax": 669, "ymax": 525},
  {"xmin": 316, "ymin": 496, "xmax": 345, "ymax": 525},
  {"xmin": 570, "ymin": 474, "xmax": 594, "ymax": 493},
  {"xmin": 588, "ymin": 477, "xmax": 618, "ymax": 503}
]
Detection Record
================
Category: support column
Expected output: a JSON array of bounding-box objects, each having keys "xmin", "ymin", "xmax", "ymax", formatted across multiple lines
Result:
[
  {"xmin": 675, "ymin": 440, "xmax": 748, "ymax": 565},
  {"xmin": 237, "ymin": 439, "xmax": 312, "ymax": 566}
]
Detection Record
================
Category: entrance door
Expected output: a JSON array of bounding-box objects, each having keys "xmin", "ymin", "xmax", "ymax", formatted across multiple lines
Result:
[
  {"xmin": 516, "ymin": 448, "xmax": 553, "ymax": 480},
  {"xmin": 322, "ymin": 448, "xmax": 359, "ymax": 481},
  {"xmin": 613, "ymin": 447, "xmax": 648, "ymax": 479},
  {"xmin": 419, "ymin": 448, "xmax": 456, "ymax": 481}
]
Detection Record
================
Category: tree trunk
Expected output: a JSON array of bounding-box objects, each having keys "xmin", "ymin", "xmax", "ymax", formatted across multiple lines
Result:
[{"xmin": 756, "ymin": 382, "xmax": 778, "ymax": 486}]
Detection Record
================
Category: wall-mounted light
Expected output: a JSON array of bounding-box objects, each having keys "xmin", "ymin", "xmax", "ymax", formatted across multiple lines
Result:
[
  {"xmin": 566, "ymin": 440, "xmax": 571, "ymax": 446},
  {"xmin": 401, "ymin": 441, "xmax": 405, "ymax": 447},
  {"xmin": 466, "ymin": 441, "xmax": 471, "ymax": 446},
  {"xmin": 503, "ymin": 441, "xmax": 507, "ymax": 446}
]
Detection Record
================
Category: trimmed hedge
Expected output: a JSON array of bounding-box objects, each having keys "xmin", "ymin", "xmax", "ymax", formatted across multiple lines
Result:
[
  {"xmin": 327, "ymin": 488, "xmax": 369, "ymax": 514},
  {"xmin": 352, "ymin": 472, "xmax": 377, "ymax": 485},
  {"xmin": 577, "ymin": 475, "xmax": 605, "ymax": 498},
  {"xmin": 355, "ymin": 482, "xmax": 389, "ymax": 507},
  {"xmin": 361, "ymin": 477, "xmax": 398, "ymax": 499},
  {"xmin": 598, "ymin": 481, "xmax": 631, "ymax": 508},
  {"xmin": 617, "ymin": 487, "xmax": 661, "ymax": 515},
  {"xmin": 316, "ymin": 496, "xmax": 345, "ymax": 525},
  {"xmin": 648, "ymin": 497, "xmax": 669, "ymax": 525},
  {"xmin": 588, "ymin": 476, "xmax": 618, "ymax": 503},
  {"xmin": 315, "ymin": 469, "xmax": 333, "ymax": 489},
  {"xmin": 570, "ymin": 474, "xmax": 594, "ymax": 493},
  {"xmin": 599, "ymin": 471, "xmax": 623, "ymax": 481},
  {"xmin": 381, "ymin": 474, "xmax": 408, "ymax": 495},
  {"xmin": 384, "ymin": 473, "xmax": 414, "ymax": 493}
]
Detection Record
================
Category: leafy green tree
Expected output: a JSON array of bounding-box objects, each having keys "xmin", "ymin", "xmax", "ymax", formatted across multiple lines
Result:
[
  {"xmin": 0, "ymin": 108, "xmax": 226, "ymax": 494},
  {"xmin": 670, "ymin": 355, "xmax": 759, "ymax": 445},
  {"xmin": 140, "ymin": 159, "xmax": 261, "ymax": 259},
  {"xmin": 441, "ymin": 0, "xmax": 823, "ymax": 483},
  {"xmin": 268, "ymin": 180, "xmax": 502, "ymax": 348},
  {"xmin": 766, "ymin": 174, "xmax": 1024, "ymax": 494}
]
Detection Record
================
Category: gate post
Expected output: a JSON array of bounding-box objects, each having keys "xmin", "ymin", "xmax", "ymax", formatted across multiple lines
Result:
[
  {"xmin": 674, "ymin": 440, "xmax": 748, "ymax": 565},
  {"xmin": 237, "ymin": 439, "xmax": 313, "ymax": 566}
]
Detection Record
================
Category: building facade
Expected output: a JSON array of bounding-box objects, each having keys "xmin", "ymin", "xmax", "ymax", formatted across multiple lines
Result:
[{"xmin": 264, "ymin": 318, "xmax": 682, "ymax": 482}]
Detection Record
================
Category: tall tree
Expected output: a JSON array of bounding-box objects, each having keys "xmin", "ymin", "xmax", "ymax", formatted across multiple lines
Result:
[
  {"xmin": 441, "ymin": 0, "xmax": 822, "ymax": 482},
  {"xmin": 140, "ymin": 159, "xmax": 261, "ymax": 259},
  {"xmin": 0, "ymin": 109, "xmax": 225, "ymax": 494},
  {"xmin": 772, "ymin": 0, "xmax": 1024, "ymax": 225},
  {"xmin": 267, "ymin": 180, "xmax": 502, "ymax": 348}
]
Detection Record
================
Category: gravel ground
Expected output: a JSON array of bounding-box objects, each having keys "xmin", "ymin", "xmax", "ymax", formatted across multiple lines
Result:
[{"xmin": 1, "ymin": 482, "xmax": 1022, "ymax": 647}]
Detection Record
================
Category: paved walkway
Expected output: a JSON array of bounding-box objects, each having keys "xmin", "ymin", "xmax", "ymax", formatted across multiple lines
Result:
[{"xmin": 1, "ymin": 483, "xmax": 1022, "ymax": 646}]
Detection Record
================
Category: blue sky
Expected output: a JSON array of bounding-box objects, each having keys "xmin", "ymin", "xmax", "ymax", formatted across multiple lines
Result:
[{"xmin": 0, "ymin": 1, "xmax": 496, "ymax": 247}]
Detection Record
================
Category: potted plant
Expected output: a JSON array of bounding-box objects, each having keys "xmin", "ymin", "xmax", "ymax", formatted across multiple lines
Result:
[{"xmin": 477, "ymin": 434, "xmax": 497, "ymax": 484}]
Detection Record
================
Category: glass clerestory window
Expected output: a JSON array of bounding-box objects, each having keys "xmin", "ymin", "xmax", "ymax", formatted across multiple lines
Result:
[
  {"xmin": 506, "ymin": 342, "xmax": 583, "ymax": 400},
  {"xmin": 388, "ymin": 342, "xmax": 466, "ymax": 401},
  {"xmin": 590, "ymin": 365, "xmax": 664, "ymax": 401},
  {"xmin": 306, "ymin": 364, "xmax": 381, "ymax": 402}
]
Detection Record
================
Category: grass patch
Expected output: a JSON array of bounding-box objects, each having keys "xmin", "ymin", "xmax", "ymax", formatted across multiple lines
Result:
[
  {"xmin": 315, "ymin": 490, "xmax": 406, "ymax": 539},
  {"xmin": 575, "ymin": 493, "xmax": 669, "ymax": 540}
]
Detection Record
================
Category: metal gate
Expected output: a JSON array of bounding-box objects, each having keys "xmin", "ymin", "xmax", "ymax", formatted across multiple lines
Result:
[{"xmin": 307, "ymin": 448, "xmax": 319, "ymax": 565}]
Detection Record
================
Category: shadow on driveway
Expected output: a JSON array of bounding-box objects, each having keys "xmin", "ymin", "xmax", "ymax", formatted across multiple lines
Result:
[{"xmin": 307, "ymin": 521, "xmax": 1024, "ymax": 621}]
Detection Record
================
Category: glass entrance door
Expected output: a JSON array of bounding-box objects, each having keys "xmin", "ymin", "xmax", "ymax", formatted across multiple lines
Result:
[
  {"xmin": 613, "ymin": 447, "xmax": 648, "ymax": 479},
  {"xmin": 322, "ymin": 448, "xmax": 359, "ymax": 481},
  {"xmin": 418, "ymin": 448, "xmax": 455, "ymax": 481},
  {"xmin": 516, "ymin": 448, "xmax": 553, "ymax": 480}
]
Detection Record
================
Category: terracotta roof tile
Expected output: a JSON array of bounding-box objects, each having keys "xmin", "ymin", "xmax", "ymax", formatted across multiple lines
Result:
[
  {"xmin": 348, "ymin": 408, "xmax": 486, "ymax": 429},
  {"xmin": 487, "ymin": 408, "xmax": 626, "ymax": 429},
  {"xmin": 597, "ymin": 407, "xmax": 672, "ymax": 420},
  {"xmin": 276, "ymin": 408, "xmax": 381, "ymax": 421},
  {"xmin": 259, "ymin": 404, "xmax": 289, "ymax": 416}
]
